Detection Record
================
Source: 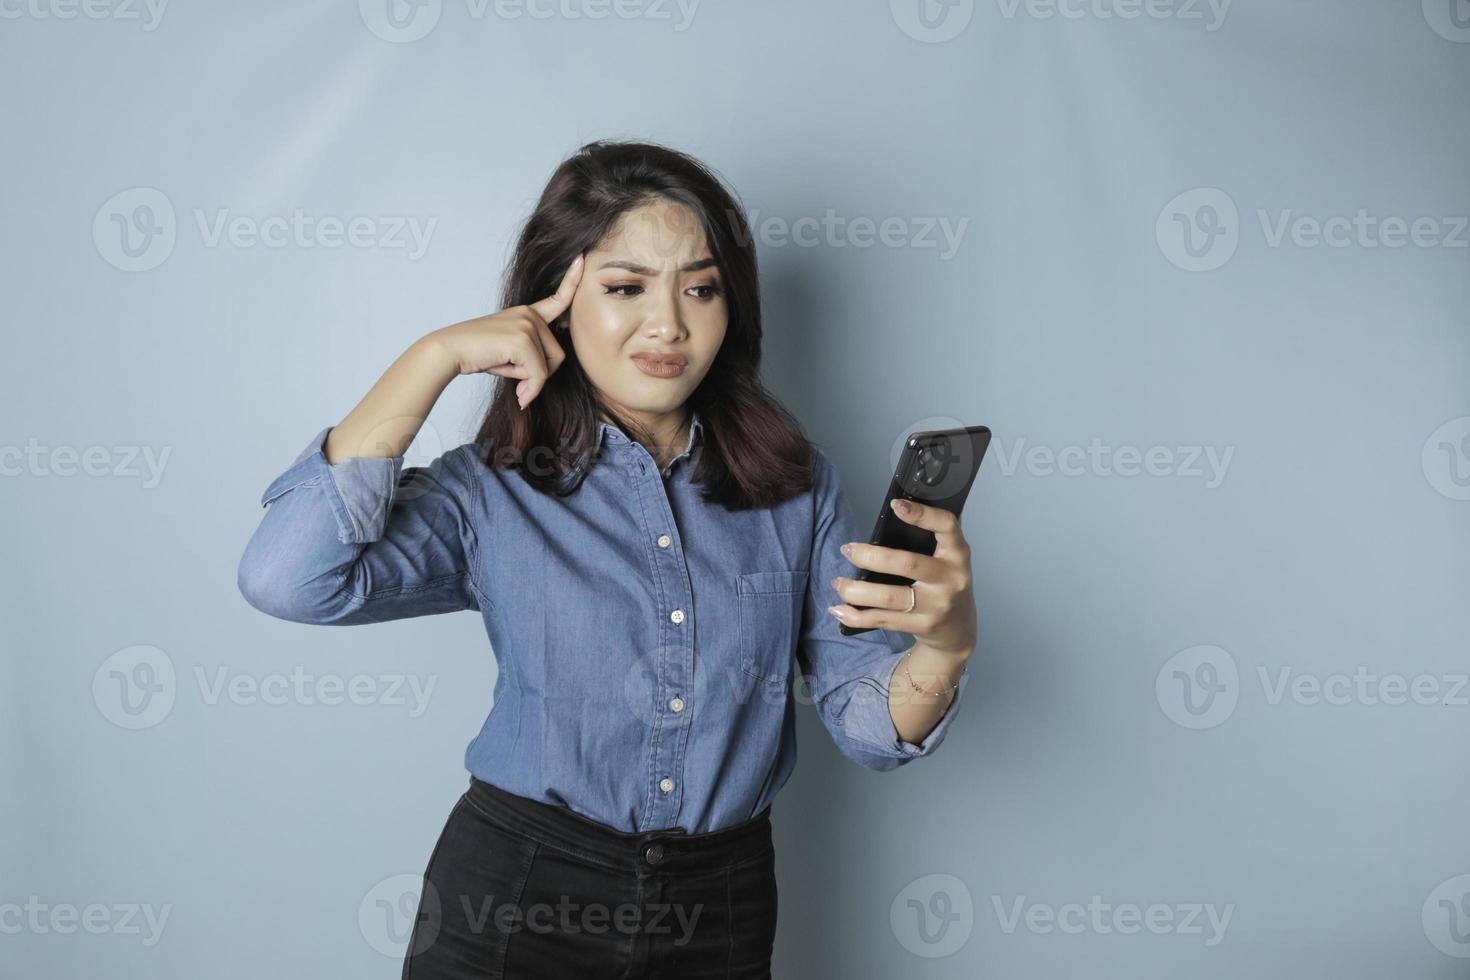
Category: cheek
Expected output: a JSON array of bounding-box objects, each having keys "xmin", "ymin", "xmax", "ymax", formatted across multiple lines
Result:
[
  {"xmin": 570, "ymin": 299, "xmax": 639, "ymax": 366},
  {"xmin": 697, "ymin": 309, "xmax": 730, "ymax": 357}
]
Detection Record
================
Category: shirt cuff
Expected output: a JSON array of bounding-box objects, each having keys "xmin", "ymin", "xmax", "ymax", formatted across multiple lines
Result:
[
  {"xmin": 840, "ymin": 643, "xmax": 964, "ymax": 759},
  {"xmin": 258, "ymin": 426, "xmax": 405, "ymax": 544}
]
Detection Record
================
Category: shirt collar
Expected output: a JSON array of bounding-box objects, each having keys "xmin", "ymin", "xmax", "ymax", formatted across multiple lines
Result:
[{"xmin": 589, "ymin": 409, "xmax": 704, "ymax": 469}]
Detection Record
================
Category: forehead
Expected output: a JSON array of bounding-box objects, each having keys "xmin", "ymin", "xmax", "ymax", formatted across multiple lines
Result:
[{"xmin": 592, "ymin": 199, "xmax": 711, "ymax": 265}]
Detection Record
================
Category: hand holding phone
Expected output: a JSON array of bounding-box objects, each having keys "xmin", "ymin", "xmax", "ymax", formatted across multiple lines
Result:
[{"xmin": 838, "ymin": 425, "xmax": 991, "ymax": 637}]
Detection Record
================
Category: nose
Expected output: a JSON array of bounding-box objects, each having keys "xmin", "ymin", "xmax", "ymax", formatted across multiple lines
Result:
[{"xmin": 642, "ymin": 283, "xmax": 687, "ymax": 340}]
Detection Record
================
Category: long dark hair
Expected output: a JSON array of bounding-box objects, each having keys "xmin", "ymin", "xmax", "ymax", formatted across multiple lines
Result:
[{"xmin": 472, "ymin": 139, "xmax": 815, "ymax": 511}]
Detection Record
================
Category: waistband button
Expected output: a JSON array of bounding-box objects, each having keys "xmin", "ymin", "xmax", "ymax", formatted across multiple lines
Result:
[{"xmin": 644, "ymin": 843, "xmax": 664, "ymax": 865}]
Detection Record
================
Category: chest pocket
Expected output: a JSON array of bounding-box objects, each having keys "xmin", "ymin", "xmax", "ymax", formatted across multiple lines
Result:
[{"xmin": 736, "ymin": 569, "xmax": 810, "ymax": 684}]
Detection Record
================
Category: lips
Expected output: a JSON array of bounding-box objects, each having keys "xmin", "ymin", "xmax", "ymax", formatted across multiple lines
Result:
[{"xmin": 631, "ymin": 352, "xmax": 687, "ymax": 378}]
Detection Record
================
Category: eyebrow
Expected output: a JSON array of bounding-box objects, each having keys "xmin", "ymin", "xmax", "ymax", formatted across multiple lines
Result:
[{"xmin": 597, "ymin": 258, "xmax": 720, "ymax": 275}]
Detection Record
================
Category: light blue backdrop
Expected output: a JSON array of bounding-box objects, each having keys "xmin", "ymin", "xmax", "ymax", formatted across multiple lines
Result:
[{"xmin": 3, "ymin": 1, "xmax": 1467, "ymax": 976}]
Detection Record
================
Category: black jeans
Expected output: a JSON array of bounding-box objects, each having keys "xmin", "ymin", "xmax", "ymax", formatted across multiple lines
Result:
[{"xmin": 401, "ymin": 776, "xmax": 778, "ymax": 979}]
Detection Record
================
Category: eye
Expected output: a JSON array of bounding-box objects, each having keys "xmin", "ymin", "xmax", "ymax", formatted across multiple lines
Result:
[
  {"xmin": 605, "ymin": 284, "xmax": 643, "ymax": 297},
  {"xmin": 689, "ymin": 284, "xmax": 724, "ymax": 301}
]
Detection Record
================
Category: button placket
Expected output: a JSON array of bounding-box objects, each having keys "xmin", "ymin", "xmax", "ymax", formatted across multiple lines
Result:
[
  {"xmin": 632, "ymin": 445, "xmax": 693, "ymax": 831},
  {"xmin": 651, "ymin": 518, "xmax": 688, "ymax": 717}
]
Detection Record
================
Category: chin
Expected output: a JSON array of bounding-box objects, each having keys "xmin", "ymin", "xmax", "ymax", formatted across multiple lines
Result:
[{"xmin": 628, "ymin": 392, "xmax": 690, "ymax": 413}]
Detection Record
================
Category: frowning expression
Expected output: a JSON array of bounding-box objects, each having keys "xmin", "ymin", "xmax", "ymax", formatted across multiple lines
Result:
[{"xmin": 567, "ymin": 198, "xmax": 729, "ymax": 425}]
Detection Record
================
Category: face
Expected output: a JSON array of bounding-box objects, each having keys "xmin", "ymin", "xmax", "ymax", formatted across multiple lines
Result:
[{"xmin": 566, "ymin": 198, "xmax": 728, "ymax": 440}]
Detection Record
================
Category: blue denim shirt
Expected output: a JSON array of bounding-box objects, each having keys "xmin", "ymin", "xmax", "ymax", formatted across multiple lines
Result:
[{"xmin": 237, "ymin": 411, "xmax": 961, "ymax": 833}]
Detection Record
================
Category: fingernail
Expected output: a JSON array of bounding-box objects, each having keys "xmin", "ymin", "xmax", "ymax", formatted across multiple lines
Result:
[
  {"xmin": 891, "ymin": 498, "xmax": 911, "ymax": 515},
  {"xmin": 840, "ymin": 543, "xmax": 853, "ymax": 557},
  {"xmin": 830, "ymin": 577, "xmax": 841, "ymax": 590},
  {"xmin": 827, "ymin": 606, "xmax": 844, "ymax": 619}
]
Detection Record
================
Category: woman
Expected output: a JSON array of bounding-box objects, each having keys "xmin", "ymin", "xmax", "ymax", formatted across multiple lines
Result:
[{"xmin": 237, "ymin": 139, "xmax": 977, "ymax": 979}]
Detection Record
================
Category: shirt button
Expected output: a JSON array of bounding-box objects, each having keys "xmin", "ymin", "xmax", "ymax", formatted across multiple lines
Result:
[
  {"xmin": 669, "ymin": 696, "xmax": 685, "ymax": 712},
  {"xmin": 670, "ymin": 609, "xmax": 685, "ymax": 624},
  {"xmin": 657, "ymin": 534, "xmax": 671, "ymax": 548},
  {"xmin": 659, "ymin": 777, "xmax": 674, "ymax": 793}
]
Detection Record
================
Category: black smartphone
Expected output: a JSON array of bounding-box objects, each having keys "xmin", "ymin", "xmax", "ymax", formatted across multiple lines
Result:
[{"xmin": 839, "ymin": 424, "xmax": 992, "ymax": 637}]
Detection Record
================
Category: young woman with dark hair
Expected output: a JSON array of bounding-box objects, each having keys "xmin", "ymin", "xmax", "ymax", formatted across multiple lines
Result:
[{"xmin": 237, "ymin": 139, "xmax": 977, "ymax": 979}]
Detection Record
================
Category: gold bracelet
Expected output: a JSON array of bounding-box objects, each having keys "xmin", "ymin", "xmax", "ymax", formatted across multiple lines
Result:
[{"xmin": 901, "ymin": 647, "xmax": 965, "ymax": 697}]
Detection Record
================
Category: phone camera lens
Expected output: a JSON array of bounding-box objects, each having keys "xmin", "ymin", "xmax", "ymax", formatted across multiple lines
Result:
[{"xmin": 912, "ymin": 444, "xmax": 951, "ymax": 488}]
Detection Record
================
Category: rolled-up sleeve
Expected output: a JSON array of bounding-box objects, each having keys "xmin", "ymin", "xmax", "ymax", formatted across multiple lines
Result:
[
  {"xmin": 237, "ymin": 426, "xmax": 484, "ymax": 625},
  {"xmin": 795, "ymin": 446, "xmax": 963, "ymax": 771}
]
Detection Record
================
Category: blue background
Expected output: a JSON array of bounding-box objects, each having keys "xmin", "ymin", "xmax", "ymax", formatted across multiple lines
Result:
[{"xmin": 3, "ymin": 0, "xmax": 1467, "ymax": 976}]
